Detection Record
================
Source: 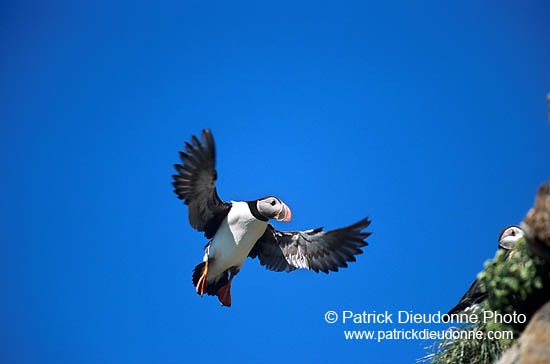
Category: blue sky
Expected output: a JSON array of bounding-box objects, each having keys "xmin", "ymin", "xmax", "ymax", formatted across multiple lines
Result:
[{"xmin": 3, "ymin": 1, "xmax": 549, "ymax": 363}]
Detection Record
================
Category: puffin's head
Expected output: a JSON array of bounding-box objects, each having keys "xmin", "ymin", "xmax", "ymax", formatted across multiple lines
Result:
[
  {"xmin": 498, "ymin": 225, "xmax": 524, "ymax": 250},
  {"xmin": 257, "ymin": 196, "xmax": 292, "ymax": 222}
]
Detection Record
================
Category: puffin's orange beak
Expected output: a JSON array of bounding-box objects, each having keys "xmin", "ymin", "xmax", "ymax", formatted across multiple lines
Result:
[{"xmin": 277, "ymin": 203, "xmax": 292, "ymax": 222}]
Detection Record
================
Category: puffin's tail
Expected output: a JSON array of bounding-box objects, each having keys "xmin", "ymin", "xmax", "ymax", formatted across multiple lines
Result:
[{"xmin": 192, "ymin": 262, "xmax": 228, "ymax": 296}]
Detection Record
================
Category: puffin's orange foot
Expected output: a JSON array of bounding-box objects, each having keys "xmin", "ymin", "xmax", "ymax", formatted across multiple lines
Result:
[
  {"xmin": 217, "ymin": 283, "xmax": 231, "ymax": 307},
  {"xmin": 196, "ymin": 261, "xmax": 208, "ymax": 296},
  {"xmin": 217, "ymin": 271, "xmax": 235, "ymax": 307}
]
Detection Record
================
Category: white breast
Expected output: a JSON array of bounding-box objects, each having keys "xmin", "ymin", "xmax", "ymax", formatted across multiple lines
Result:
[{"xmin": 205, "ymin": 201, "xmax": 268, "ymax": 280}]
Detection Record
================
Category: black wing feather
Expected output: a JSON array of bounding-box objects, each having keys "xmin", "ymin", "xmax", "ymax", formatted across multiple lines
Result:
[
  {"xmin": 249, "ymin": 217, "xmax": 371, "ymax": 273},
  {"xmin": 447, "ymin": 240, "xmax": 518, "ymax": 315},
  {"xmin": 172, "ymin": 129, "xmax": 231, "ymax": 238},
  {"xmin": 447, "ymin": 279, "xmax": 486, "ymax": 315}
]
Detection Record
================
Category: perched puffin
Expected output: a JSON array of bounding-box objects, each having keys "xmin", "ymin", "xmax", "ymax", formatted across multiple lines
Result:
[
  {"xmin": 447, "ymin": 225, "xmax": 524, "ymax": 315},
  {"xmin": 172, "ymin": 129, "xmax": 371, "ymax": 307}
]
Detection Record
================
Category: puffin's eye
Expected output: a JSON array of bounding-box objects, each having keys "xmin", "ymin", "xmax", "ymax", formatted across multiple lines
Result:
[
  {"xmin": 510, "ymin": 230, "xmax": 516, "ymax": 236},
  {"xmin": 271, "ymin": 200, "xmax": 276, "ymax": 206}
]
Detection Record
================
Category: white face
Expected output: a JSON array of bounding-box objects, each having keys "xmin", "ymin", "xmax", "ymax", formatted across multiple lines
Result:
[
  {"xmin": 256, "ymin": 196, "xmax": 292, "ymax": 222},
  {"xmin": 498, "ymin": 226, "xmax": 524, "ymax": 250}
]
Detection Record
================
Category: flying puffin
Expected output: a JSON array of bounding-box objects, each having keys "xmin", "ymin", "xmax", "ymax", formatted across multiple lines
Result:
[
  {"xmin": 172, "ymin": 129, "xmax": 371, "ymax": 307},
  {"xmin": 447, "ymin": 225, "xmax": 524, "ymax": 315}
]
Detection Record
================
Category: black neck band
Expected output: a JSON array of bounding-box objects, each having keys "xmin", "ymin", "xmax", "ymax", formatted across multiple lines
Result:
[{"xmin": 247, "ymin": 201, "xmax": 268, "ymax": 221}]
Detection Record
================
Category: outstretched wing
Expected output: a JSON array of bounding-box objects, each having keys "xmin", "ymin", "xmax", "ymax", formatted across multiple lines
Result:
[
  {"xmin": 249, "ymin": 218, "xmax": 371, "ymax": 273},
  {"xmin": 172, "ymin": 129, "xmax": 231, "ymax": 239}
]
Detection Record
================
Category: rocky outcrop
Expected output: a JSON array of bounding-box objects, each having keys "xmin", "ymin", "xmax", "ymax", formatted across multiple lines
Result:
[
  {"xmin": 496, "ymin": 294, "xmax": 550, "ymax": 364},
  {"xmin": 498, "ymin": 183, "xmax": 550, "ymax": 364},
  {"xmin": 523, "ymin": 183, "xmax": 550, "ymax": 261}
]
